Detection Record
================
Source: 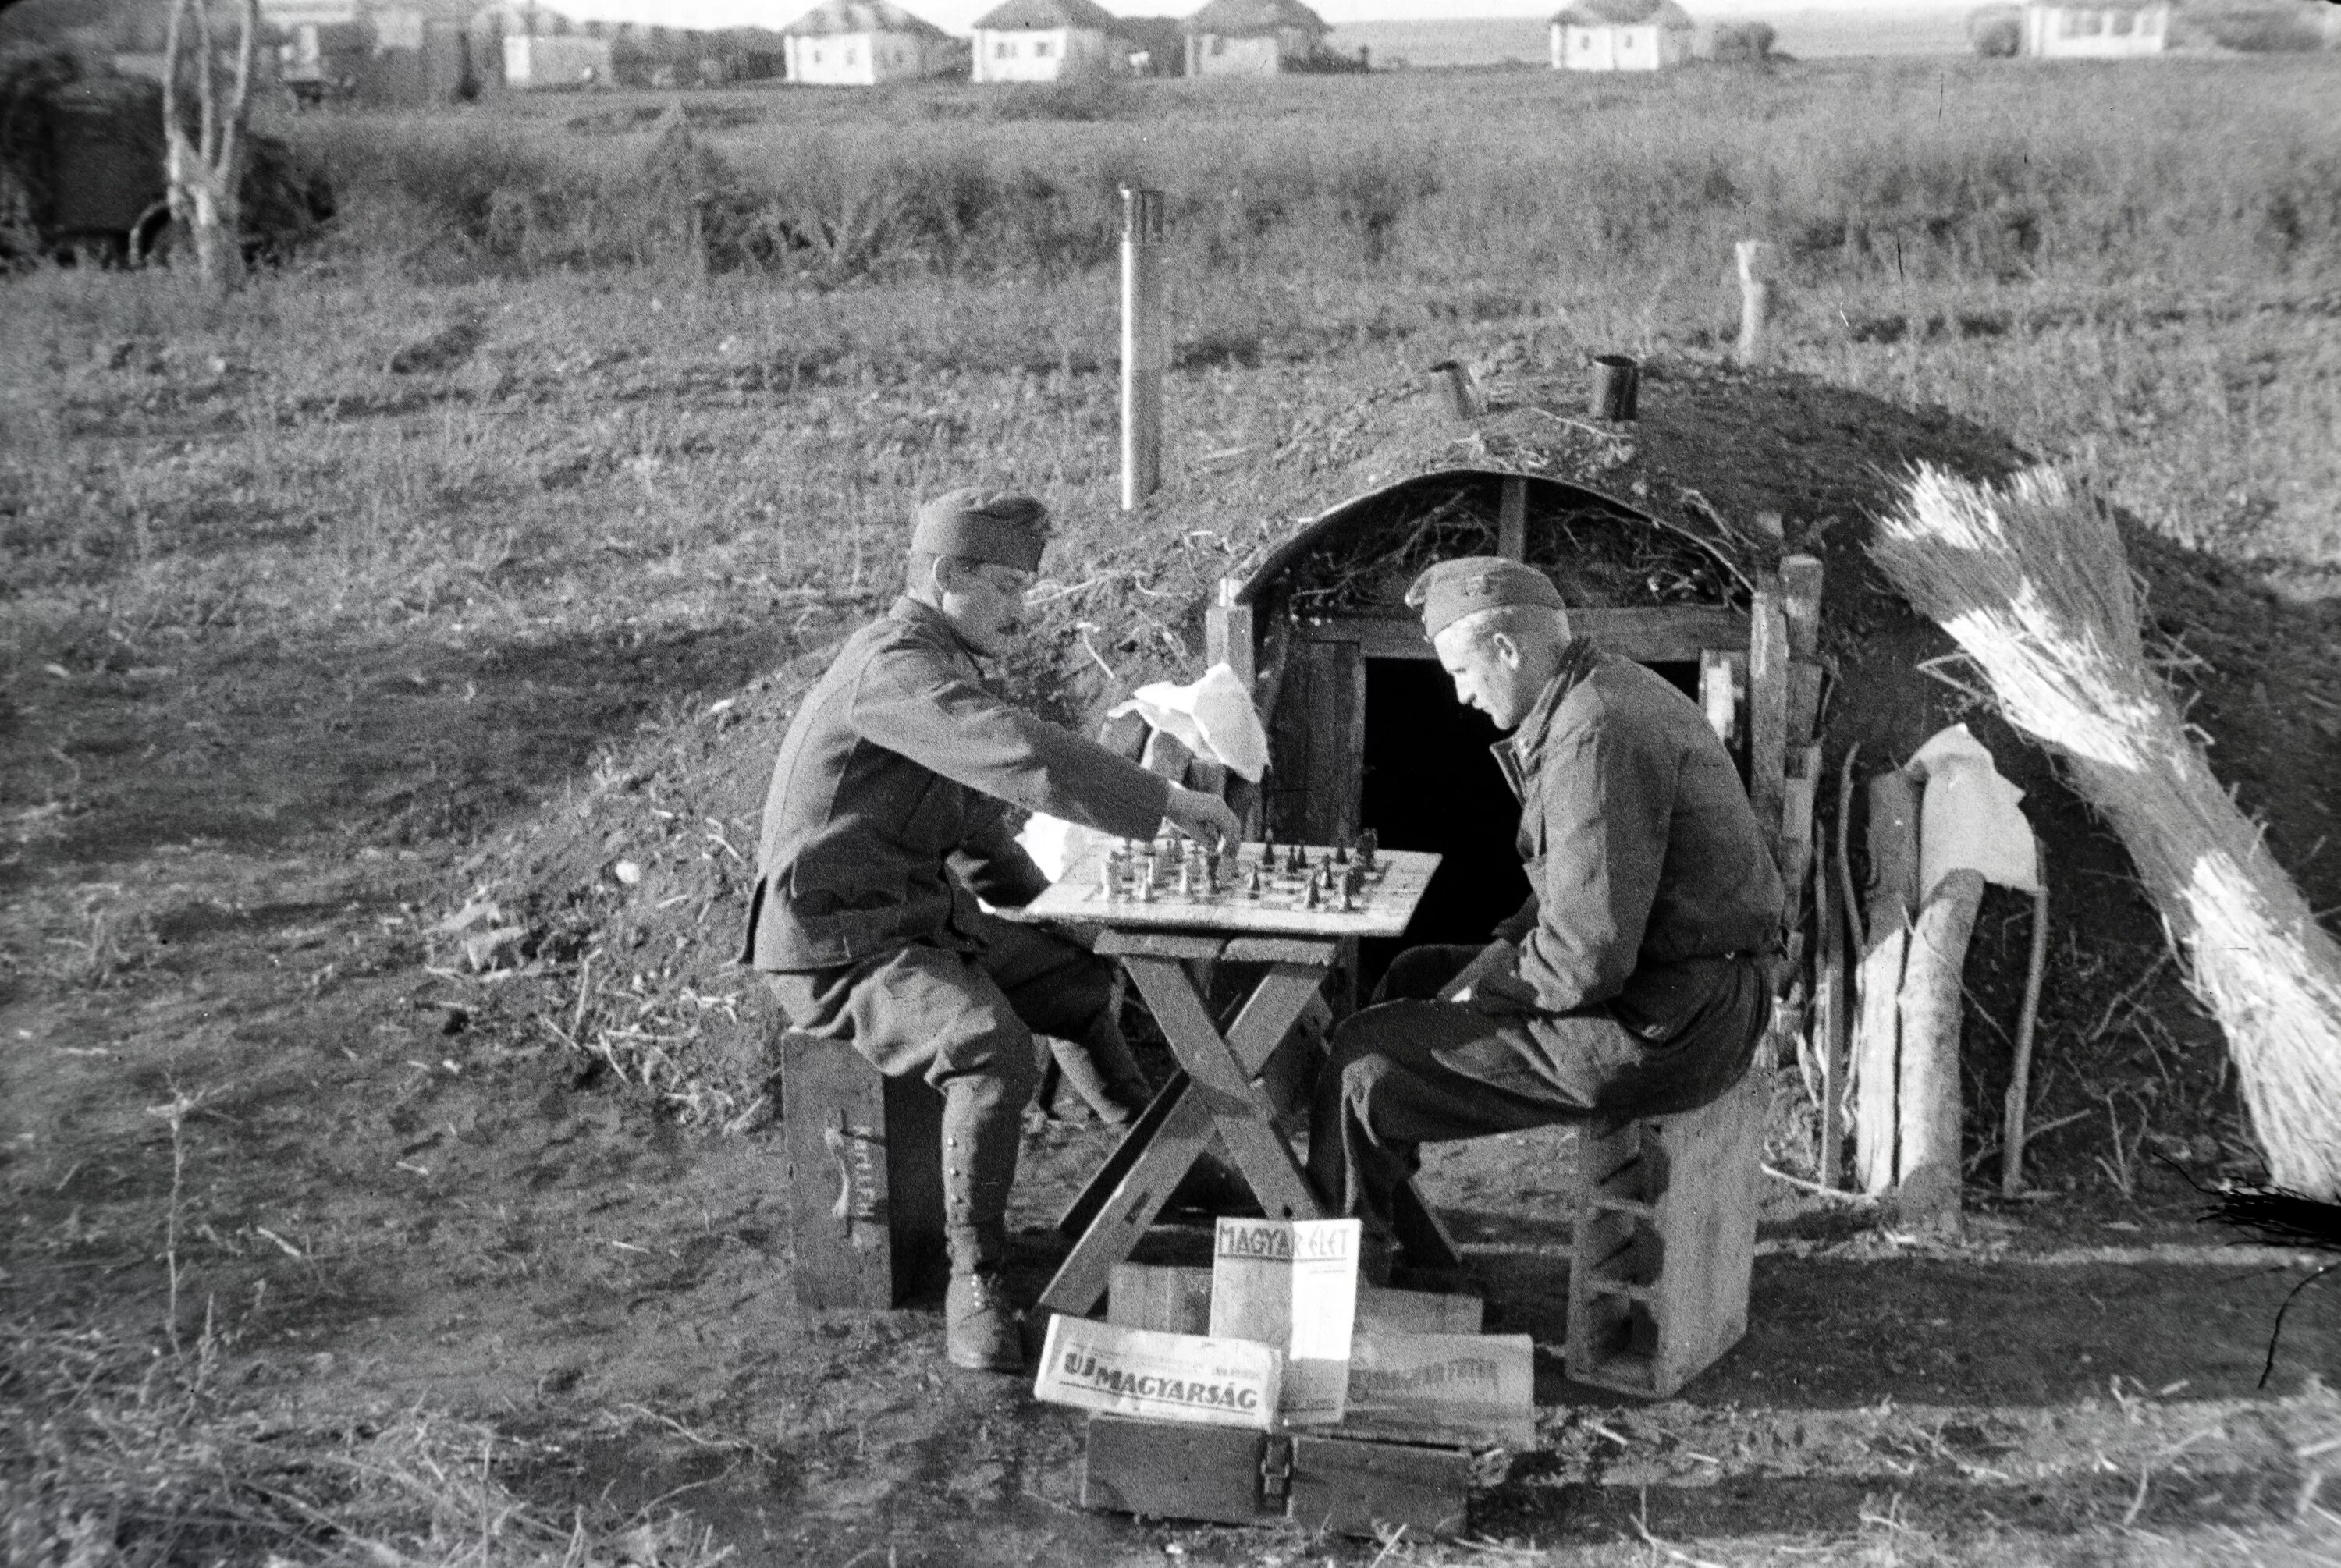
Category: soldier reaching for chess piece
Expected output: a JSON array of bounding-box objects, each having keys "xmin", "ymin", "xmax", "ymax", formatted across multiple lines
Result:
[
  {"xmin": 741, "ymin": 488, "xmax": 1241, "ymax": 1371},
  {"xmin": 1309, "ymin": 558, "xmax": 1785, "ymax": 1285}
]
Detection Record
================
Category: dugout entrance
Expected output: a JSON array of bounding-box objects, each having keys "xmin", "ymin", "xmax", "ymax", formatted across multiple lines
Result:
[
  {"xmin": 1355, "ymin": 656, "xmax": 1524, "ymax": 991},
  {"xmin": 1355, "ymin": 651, "xmax": 1707, "ymax": 996},
  {"xmin": 1205, "ymin": 467, "xmax": 1797, "ymax": 1010}
]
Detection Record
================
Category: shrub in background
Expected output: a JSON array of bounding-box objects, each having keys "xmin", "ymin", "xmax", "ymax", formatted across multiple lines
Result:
[
  {"xmin": 1710, "ymin": 21, "xmax": 1778, "ymax": 62},
  {"xmin": 1968, "ymin": 5, "xmax": 2023, "ymax": 57},
  {"xmin": 980, "ymin": 65, "xmax": 1136, "ymax": 123},
  {"xmin": 2193, "ymin": 7, "xmax": 2325, "ymax": 52}
]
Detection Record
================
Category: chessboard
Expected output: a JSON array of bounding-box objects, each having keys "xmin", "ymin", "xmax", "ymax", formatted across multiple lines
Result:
[{"xmin": 1020, "ymin": 836, "xmax": 1440, "ymax": 940}]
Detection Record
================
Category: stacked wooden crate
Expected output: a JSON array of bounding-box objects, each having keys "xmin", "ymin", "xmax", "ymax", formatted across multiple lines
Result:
[
  {"xmin": 1563, "ymin": 1054, "xmax": 1771, "ymax": 1398},
  {"xmin": 1053, "ymin": 1229, "xmax": 1531, "ymax": 1541}
]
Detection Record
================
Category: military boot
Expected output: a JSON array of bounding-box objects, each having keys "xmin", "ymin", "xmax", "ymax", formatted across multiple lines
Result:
[
  {"xmin": 944, "ymin": 1265, "xmax": 1025, "ymax": 1372},
  {"xmin": 941, "ymin": 1082, "xmax": 1027, "ymax": 1372}
]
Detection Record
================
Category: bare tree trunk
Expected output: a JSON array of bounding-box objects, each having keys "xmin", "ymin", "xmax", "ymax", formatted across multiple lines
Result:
[{"xmin": 163, "ymin": 0, "xmax": 260, "ymax": 295}]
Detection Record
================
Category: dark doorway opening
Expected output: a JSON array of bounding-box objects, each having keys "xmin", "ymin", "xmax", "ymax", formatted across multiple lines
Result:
[
  {"xmin": 1358, "ymin": 658, "xmax": 1527, "ymax": 996},
  {"xmin": 1355, "ymin": 656, "xmax": 1703, "ymax": 998}
]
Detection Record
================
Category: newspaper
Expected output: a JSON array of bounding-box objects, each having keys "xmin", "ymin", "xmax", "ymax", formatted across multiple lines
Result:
[
  {"xmin": 1207, "ymin": 1217, "xmax": 1362, "ymax": 1426},
  {"xmin": 1341, "ymin": 1331, "xmax": 1536, "ymax": 1450},
  {"xmin": 1032, "ymin": 1314, "xmax": 1282, "ymax": 1431}
]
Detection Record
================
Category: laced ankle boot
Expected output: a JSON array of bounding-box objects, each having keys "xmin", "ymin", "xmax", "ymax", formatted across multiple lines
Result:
[{"xmin": 944, "ymin": 1265, "xmax": 1024, "ymax": 1371}]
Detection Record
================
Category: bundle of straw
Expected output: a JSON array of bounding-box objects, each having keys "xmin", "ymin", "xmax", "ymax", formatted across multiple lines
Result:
[{"xmin": 1872, "ymin": 465, "xmax": 2341, "ymax": 1201}]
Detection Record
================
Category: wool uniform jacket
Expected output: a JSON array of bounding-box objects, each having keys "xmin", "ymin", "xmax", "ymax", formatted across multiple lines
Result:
[
  {"xmin": 1488, "ymin": 638, "xmax": 1785, "ymax": 1042},
  {"xmin": 742, "ymin": 596, "xmax": 1173, "ymax": 972}
]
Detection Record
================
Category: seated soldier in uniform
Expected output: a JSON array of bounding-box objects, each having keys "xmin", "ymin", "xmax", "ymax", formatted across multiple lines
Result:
[
  {"xmin": 742, "ymin": 488, "xmax": 1240, "ymax": 1371},
  {"xmin": 1309, "ymin": 558, "xmax": 1785, "ymax": 1281}
]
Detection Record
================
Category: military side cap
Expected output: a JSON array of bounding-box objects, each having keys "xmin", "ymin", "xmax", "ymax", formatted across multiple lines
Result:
[
  {"xmin": 910, "ymin": 488, "xmax": 1050, "ymax": 573},
  {"xmin": 1405, "ymin": 556, "xmax": 1566, "ymax": 638}
]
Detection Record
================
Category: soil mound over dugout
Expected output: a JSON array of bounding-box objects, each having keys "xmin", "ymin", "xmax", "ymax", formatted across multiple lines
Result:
[{"xmin": 449, "ymin": 351, "xmax": 2341, "ymax": 1192}]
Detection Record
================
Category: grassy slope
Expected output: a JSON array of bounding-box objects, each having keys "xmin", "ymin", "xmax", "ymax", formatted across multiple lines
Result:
[{"xmin": 5, "ymin": 52, "xmax": 2341, "ymax": 1568}]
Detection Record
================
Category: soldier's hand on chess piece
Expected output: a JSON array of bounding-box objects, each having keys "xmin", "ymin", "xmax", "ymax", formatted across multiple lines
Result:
[{"xmin": 1161, "ymin": 785, "xmax": 1240, "ymax": 855}]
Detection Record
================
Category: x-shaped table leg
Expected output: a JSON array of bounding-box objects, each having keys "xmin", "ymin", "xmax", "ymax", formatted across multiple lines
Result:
[{"xmin": 1035, "ymin": 955, "xmax": 1329, "ymax": 1320}]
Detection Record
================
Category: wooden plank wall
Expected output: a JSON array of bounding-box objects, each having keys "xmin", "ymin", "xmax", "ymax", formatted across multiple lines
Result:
[{"xmin": 1265, "ymin": 637, "xmax": 1365, "ymax": 846}]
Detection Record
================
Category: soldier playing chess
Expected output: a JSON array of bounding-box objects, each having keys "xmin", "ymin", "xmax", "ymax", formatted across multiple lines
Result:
[
  {"xmin": 741, "ymin": 488, "xmax": 1240, "ymax": 1371},
  {"xmin": 1309, "ymin": 558, "xmax": 1786, "ymax": 1282}
]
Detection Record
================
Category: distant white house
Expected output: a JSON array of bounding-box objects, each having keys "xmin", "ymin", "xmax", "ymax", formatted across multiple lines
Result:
[
  {"xmin": 1549, "ymin": 0, "xmax": 1695, "ymax": 70},
  {"xmin": 1183, "ymin": 0, "xmax": 1330, "ymax": 76},
  {"xmin": 971, "ymin": 0, "xmax": 1128, "ymax": 83},
  {"xmin": 2021, "ymin": 0, "xmax": 2171, "ymax": 57},
  {"xmin": 778, "ymin": 1, "xmax": 961, "ymax": 84}
]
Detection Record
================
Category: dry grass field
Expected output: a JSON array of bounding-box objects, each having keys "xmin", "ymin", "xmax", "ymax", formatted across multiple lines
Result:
[{"xmin": 5, "ymin": 50, "xmax": 2341, "ymax": 1568}]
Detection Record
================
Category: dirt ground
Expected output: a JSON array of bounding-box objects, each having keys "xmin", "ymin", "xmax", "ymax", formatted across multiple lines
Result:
[
  {"xmin": 8, "ymin": 584, "xmax": 2341, "ymax": 1567},
  {"xmin": 8, "ymin": 263, "xmax": 2341, "ymax": 1562}
]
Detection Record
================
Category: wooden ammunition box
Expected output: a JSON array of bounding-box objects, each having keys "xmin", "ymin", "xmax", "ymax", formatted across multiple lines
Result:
[
  {"xmin": 1565, "ymin": 1055, "xmax": 1768, "ymax": 1398},
  {"xmin": 1081, "ymin": 1414, "xmax": 1473, "ymax": 1539},
  {"xmin": 781, "ymin": 1031, "xmax": 944, "ymax": 1310}
]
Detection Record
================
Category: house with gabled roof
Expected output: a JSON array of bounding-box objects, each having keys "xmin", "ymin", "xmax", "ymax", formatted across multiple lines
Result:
[
  {"xmin": 779, "ymin": 1, "xmax": 961, "ymax": 84},
  {"xmin": 971, "ymin": 0, "xmax": 1129, "ymax": 82},
  {"xmin": 1550, "ymin": 0, "xmax": 1695, "ymax": 70},
  {"xmin": 2021, "ymin": 0, "xmax": 2171, "ymax": 57},
  {"xmin": 1183, "ymin": 0, "xmax": 1331, "ymax": 76}
]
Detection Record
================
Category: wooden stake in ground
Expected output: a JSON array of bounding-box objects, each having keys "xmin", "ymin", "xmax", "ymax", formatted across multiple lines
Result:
[
  {"xmin": 1119, "ymin": 186, "xmax": 1167, "ymax": 510},
  {"xmin": 162, "ymin": 0, "xmax": 261, "ymax": 296},
  {"xmin": 1735, "ymin": 240, "xmax": 1771, "ymax": 367},
  {"xmin": 1895, "ymin": 867, "xmax": 1983, "ymax": 1231},
  {"xmin": 2002, "ymin": 885, "xmax": 2052, "ymax": 1197},
  {"xmin": 1874, "ymin": 466, "xmax": 2341, "ymax": 1201},
  {"xmin": 1852, "ymin": 768, "xmax": 1919, "ymax": 1196}
]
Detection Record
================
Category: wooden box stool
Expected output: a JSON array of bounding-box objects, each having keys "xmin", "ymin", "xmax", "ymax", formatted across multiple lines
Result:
[
  {"xmin": 1081, "ymin": 1416, "xmax": 1474, "ymax": 1540},
  {"xmin": 1565, "ymin": 1057, "xmax": 1770, "ymax": 1398},
  {"xmin": 780, "ymin": 1031, "xmax": 945, "ymax": 1310}
]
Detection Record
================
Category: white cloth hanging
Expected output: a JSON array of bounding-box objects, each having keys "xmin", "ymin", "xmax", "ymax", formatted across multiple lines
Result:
[{"xmin": 1907, "ymin": 723, "xmax": 2042, "ymax": 898}]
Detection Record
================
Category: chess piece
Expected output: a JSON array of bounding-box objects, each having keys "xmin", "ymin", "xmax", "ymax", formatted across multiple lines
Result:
[
  {"xmin": 1100, "ymin": 859, "xmax": 1119, "ymax": 900},
  {"xmin": 1303, "ymin": 876, "xmax": 1320, "ymax": 910},
  {"xmin": 1178, "ymin": 860, "xmax": 1192, "ymax": 896},
  {"xmin": 1246, "ymin": 863, "xmax": 1263, "ymax": 898},
  {"xmin": 1356, "ymin": 829, "xmax": 1378, "ymax": 871},
  {"xmin": 1139, "ymin": 867, "xmax": 1156, "ymax": 903},
  {"xmin": 1334, "ymin": 843, "xmax": 1348, "ymax": 866}
]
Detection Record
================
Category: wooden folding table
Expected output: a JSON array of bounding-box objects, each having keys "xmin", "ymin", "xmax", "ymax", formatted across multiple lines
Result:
[{"xmin": 1018, "ymin": 840, "xmax": 1461, "ymax": 1319}]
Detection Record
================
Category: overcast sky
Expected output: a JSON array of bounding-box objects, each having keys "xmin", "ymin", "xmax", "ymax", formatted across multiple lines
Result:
[{"xmin": 552, "ymin": 0, "xmax": 1961, "ymax": 34}]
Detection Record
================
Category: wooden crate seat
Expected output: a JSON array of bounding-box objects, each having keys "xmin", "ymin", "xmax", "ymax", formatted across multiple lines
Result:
[
  {"xmin": 780, "ymin": 1031, "xmax": 946, "ymax": 1310},
  {"xmin": 1565, "ymin": 1055, "xmax": 1769, "ymax": 1398}
]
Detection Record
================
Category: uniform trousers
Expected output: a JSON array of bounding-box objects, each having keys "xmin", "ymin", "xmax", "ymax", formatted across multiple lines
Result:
[
  {"xmin": 1309, "ymin": 943, "xmax": 1769, "ymax": 1258},
  {"xmin": 766, "ymin": 909, "xmax": 1119, "ymax": 1272}
]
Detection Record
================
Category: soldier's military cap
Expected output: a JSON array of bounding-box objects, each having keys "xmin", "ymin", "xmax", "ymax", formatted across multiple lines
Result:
[
  {"xmin": 1405, "ymin": 556, "xmax": 1566, "ymax": 639},
  {"xmin": 911, "ymin": 488, "xmax": 1050, "ymax": 574}
]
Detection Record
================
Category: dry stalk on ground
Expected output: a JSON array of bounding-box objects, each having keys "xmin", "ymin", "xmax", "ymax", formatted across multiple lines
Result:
[{"xmin": 1871, "ymin": 465, "xmax": 2341, "ymax": 1199}]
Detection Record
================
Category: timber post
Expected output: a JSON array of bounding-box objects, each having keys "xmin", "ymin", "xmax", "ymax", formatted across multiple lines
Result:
[
  {"xmin": 1735, "ymin": 239, "xmax": 1771, "ymax": 367},
  {"xmin": 1895, "ymin": 868, "xmax": 1983, "ymax": 1232},
  {"xmin": 1120, "ymin": 186, "xmax": 1168, "ymax": 510},
  {"xmin": 1853, "ymin": 770, "xmax": 1920, "ymax": 1195}
]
